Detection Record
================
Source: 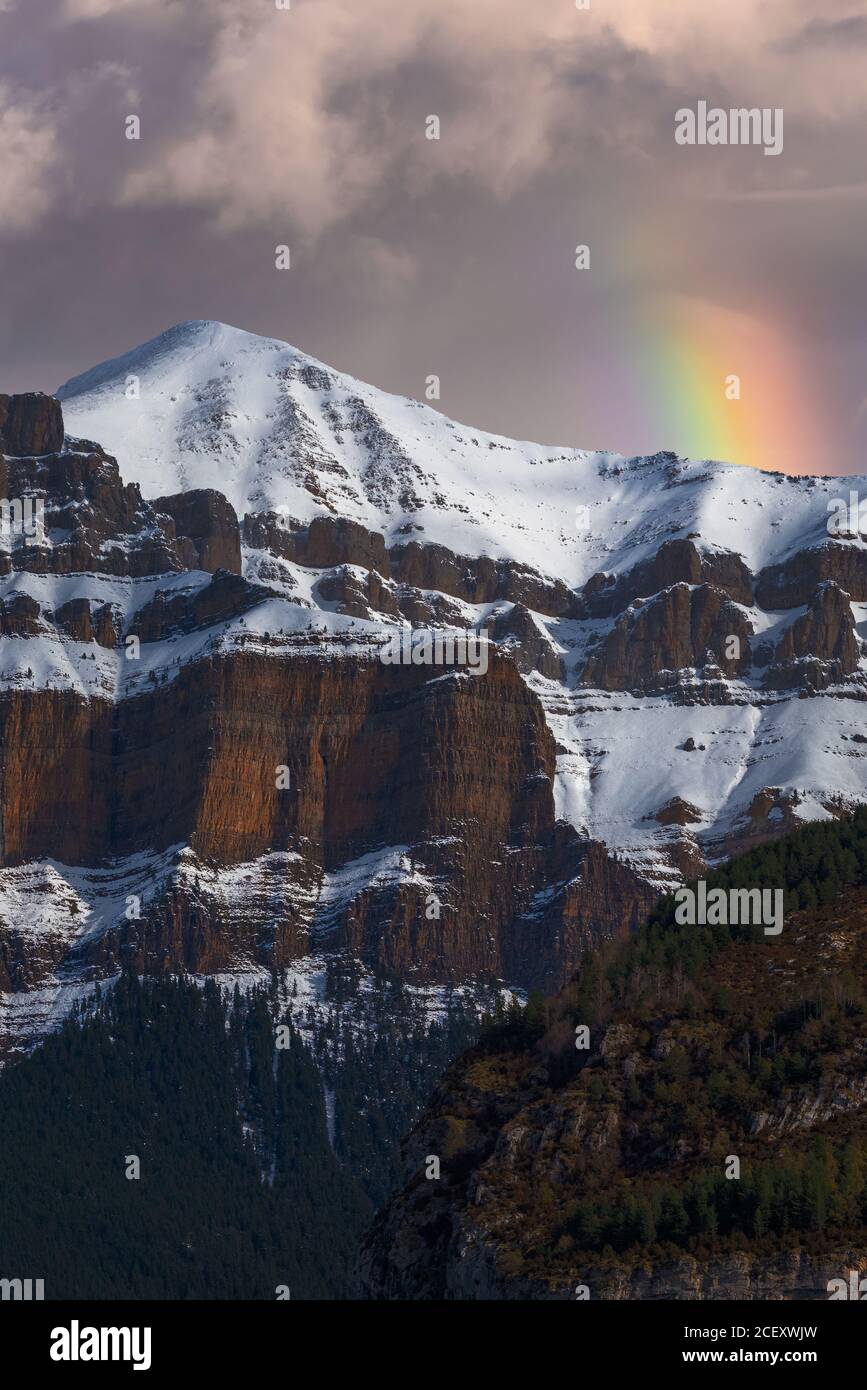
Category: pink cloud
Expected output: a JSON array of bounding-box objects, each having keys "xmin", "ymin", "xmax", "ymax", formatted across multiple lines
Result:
[{"xmin": 0, "ymin": 84, "xmax": 60, "ymax": 234}]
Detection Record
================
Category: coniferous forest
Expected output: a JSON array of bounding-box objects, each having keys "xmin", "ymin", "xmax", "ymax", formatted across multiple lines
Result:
[
  {"xmin": 0, "ymin": 970, "xmax": 479, "ymax": 1299},
  {"xmin": 462, "ymin": 808, "xmax": 867, "ymax": 1283}
]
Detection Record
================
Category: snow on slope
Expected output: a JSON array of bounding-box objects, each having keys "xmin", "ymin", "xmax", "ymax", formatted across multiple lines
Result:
[
  {"xmin": 57, "ymin": 320, "xmax": 864, "ymax": 587},
  {"xmin": 47, "ymin": 318, "xmax": 867, "ymax": 882},
  {"xmin": 540, "ymin": 679, "xmax": 867, "ymax": 885},
  {"xmin": 0, "ymin": 840, "xmax": 487, "ymax": 1056}
]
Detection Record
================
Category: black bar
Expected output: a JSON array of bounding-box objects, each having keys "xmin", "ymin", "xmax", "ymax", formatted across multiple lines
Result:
[{"xmin": 5, "ymin": 1295, "xmax": 861, "ymax": 1376}]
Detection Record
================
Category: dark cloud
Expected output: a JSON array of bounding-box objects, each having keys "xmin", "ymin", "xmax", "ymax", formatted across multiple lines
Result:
[
  {"xmin": 0, "ymin": 0, "xmax": 865, "ymax": 473},
  {"xmin": 778, "ymin": 13, "xmax": 867, "ymax": 53}
]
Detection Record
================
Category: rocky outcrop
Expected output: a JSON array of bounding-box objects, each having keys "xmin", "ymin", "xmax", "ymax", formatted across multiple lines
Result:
[
  {"xmin": 394, "ymin": 589, "xmax": 469, "ymax": 627},
  {"xmin": 756, "ymin": 542, "xmax": 867, "ymax": 608},
  {"xmin": 0, "ymin": 443, "xmax": 183, "ymax": 578},
  {"xmin": 580, "ymin": 540, "xmax": 753, "ymax": 618},
  {"xmin": 129, "ymin": 570, "xmax": 273, "ymax": 642},
  {"xmin": 763, "ymin": 582, "xmax": 860, "ymax": 690},
  {"xmin": 577, "ymin": 1250, "xmax": 867, "ymax": 1301},
  {"xmin": 154, "ymin": 490, "xmax": 242, "ymax": 575},
  {"xmin": 243, "ymin": 511, "xmax": 577, "ymax": 618},
  {"xmin": 0, "ymin": 392, "xmax": 65, "ymax": 457},
  {"xmin": 0, "ymin": 394, "xmax": 260, "ymax": 580},
  {"xmin": 773, "ymin": 582, "xmax": 858, "ymax": 671},
  {"xmin": 489, "ymin": 603, "xmax": 564, "ymax": 680},
  {"xmin": 359, "ymin": 1195, "xmax": 865, "ymax": 1300},
  {"xmin": 390, "ymin": 541, "xmax": 575, "ymax": 617},
  {"xmin": 316, "ymin": 566, "xmax": 400, "ymax": 620},
  {"xmin": 581, "ymin": 584, "xmax": 752, "ymax": 691},
  {"xmin": 506, "ymin": 836, "xmax": 657, "ymax": 990},
  {"xmin": 52, "ymin": 597, "xmax": 119, "ymax": 648},
  {"xmin": 0, "ymin": 594, "xmax": 42, "ymax": 637},
  {"xmin": 244, "ymin": 512, "xmax": 390, "ymax": 575},
  {"xmin": 651, "ymin": 797, "xmax": 703, "ymax": 826}
]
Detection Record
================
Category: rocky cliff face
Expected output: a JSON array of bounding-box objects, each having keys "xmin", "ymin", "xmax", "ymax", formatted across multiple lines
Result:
[
  {"xmin": 155, "ymin": 490, "xmax": 242, "ymax": 575},
  {"xmin": 581, "ymin": 583, "xmax": 753, "ymax": 692},
  {"xmin": 0, "ymin": 638, "xmax": 653, "ymax": 1003},
  {"xmin": 0, "ymin": 392, "xmax": 65, "ymax": 457},
  {"xmin": 580, "ymin": 539, "xmax": 754, "ymax": 618},
  {"xmin": 756, "ymin": 542, "xmax": 867, "ymax": 609},
  {"xmin": 764, "ymin": 581, "xmax": 860, "ymax": 690},
  {"xmin": 0, "ymin": 394, "xmax": 240, "ymax": 582}
]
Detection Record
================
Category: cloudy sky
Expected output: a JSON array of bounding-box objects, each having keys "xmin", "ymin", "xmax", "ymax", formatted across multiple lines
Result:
[{"xmin": 1, "ymin": 0, "xmax": 866, "ymax": 474}]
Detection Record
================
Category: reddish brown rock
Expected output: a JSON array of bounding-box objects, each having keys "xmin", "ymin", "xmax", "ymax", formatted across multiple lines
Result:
[
  {"xmin": 316, "ymin": 566, "xmax": 400, "ymax": 619},
  {"xmin": 52, "ymin": 598, "xmax": 120, "ymax": 648},
  {"xmin": 651, "ymin": 797, "xmax": 703, "ymax": 826},
  {"xmin": 0, "ymin": 447, "xmax": 183, "ymax": 578},
  {"xmin": 0, "ymin": 689, "xmax": 114, "ymax": 866},
  {"xmin": 244, "ymin": 511, "xmax": 580, "ymax": 617},
  {"xmin": 154, "ymin": 490, "xmax": 242, "ymax": 574},
  {"xmin": 0, "ymin": 393, "xmax": 65, "ymax": 457},
  {"xmin": 93, "ymin": 602, "xmax": 120, "ymax": 648},
  {"xmin": 390, "ymin": 540, "xmax": 575, "ymax": 617},
  {"xmin": 0, "ymin": 642, "xmax": 655, "ymax": 994},
  {"xmin": 581, "ymin": 584, "xmax": 752, "ymax": 692},
  {"xmin": 395, "ymin": 590, "xmax": 470, "ymax": 626},
  {"xmin": 772, "ymin": 581, "xmax": 859, "ymax": 673},
  {"xmin": 53, "ymin": 597, "xmax": 94, "ymax": 643},
  {"xmin": 756, "ymin": 542, "xmax": 867, "ymax": 609},
  {"xmin": 244, "ymin": 512, "xmax": 391, "ymax": 575},
  {"xmin": 489, "ymin": 603, "xmax": 564, "ymax": 680},
  {"xmin": 0, "ymin": 594, "xmax": 42, "ymax": 636},
  {"xmin": 580, "ymin": 540, "xmax": 753, "ymax": 618},
  {"xmin": 130, "ymin": 570, "xmax": 272, "ymax": 642}
]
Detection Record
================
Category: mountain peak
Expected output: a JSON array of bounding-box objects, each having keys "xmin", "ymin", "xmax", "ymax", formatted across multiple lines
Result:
[
  {"xmin": 56, "ymin": 319, "xmax": 311, "ymax": 404},
  {"xmin": 54, "ymin": 321, "xmax": 850, "ymax": 585}
]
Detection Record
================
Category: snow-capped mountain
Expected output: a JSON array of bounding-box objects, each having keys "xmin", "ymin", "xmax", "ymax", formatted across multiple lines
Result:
[
  {"xmin": 57, "ymin": 319, "xmax": 852, "ymax": 587},
  {"xmin": 1, "ymin": 321, "xmax": 866, "ymax": 1055},
  {"xmin": 55, "ymin": 321, "xmax": 867, "ymax": 881}
]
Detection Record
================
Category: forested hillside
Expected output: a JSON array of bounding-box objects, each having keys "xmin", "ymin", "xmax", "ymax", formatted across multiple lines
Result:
[
  {"xmin": 360, "ymin": 809, "xmax": 867, "ymax": 1299},
  {"xmin": 0, "ymin": 970, "xmax": 479, "ymax": 1298}
]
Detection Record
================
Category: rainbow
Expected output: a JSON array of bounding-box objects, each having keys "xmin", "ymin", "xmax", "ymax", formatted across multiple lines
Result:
[{"xmin": 632, "ymin": 294, "xmax": 831, "ymax": 475}]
